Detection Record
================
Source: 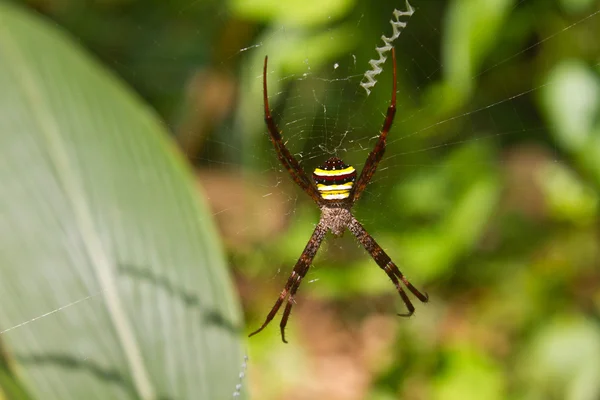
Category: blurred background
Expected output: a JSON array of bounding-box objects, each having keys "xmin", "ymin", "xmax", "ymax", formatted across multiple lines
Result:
[{"xmin": 7, "ymin": 0, "xmax": 600, "ymax": 399}]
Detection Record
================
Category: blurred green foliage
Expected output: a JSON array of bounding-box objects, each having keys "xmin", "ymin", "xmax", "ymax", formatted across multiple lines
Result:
[{"xmin": 9, "ymin": 0, "xmax": 600, "ymax": 399}]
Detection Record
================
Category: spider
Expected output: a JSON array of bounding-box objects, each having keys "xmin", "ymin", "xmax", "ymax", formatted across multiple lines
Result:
[{"xmin": 249, "ymin": 48, "xmax": 428, "ymax": 343}]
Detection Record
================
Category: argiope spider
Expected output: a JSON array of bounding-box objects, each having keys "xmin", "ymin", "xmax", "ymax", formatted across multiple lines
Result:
[{"xmin": 249, "ymin": 48, "xmax": 428, "ymax": 343}]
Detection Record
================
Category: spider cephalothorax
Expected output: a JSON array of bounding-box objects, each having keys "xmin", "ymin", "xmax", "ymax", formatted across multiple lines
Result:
[{"xmin": 250, "ymin": 48, "xmax": 429, "ymax": 343}]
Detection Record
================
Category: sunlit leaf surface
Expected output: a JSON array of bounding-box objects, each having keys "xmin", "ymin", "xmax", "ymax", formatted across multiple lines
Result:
[{"xmin": 0, "ymin": 3, "xmax": 243, "ymax": 399}]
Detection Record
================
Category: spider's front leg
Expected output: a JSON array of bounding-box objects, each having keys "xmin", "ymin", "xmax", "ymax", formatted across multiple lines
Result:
[
  {"xmin": 351, "ymin": 47, "xmax": 398, "ymax": 203},
  {"xmin": 249, "ymin": 222, "xmax": 327, "ymax": 343},
  {"xmin": 262, "ymin": 55, "xmax": 322, "ymax": 204}
]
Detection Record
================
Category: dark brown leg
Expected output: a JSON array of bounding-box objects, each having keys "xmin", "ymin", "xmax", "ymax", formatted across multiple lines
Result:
[
  {"xmin": 249, "ymin": 222, "xmax": 327, "ymax": 343},
  {"xmin": 348, "ymin": 216, "xmax": 428, "ymax": 315},
  {"xmin": 263, "ymin": 56, "xmax": 322, "ymax": 204},
  {"xmin": 352, "ymin": 48, "xmax": 398, "ymax": 203}
]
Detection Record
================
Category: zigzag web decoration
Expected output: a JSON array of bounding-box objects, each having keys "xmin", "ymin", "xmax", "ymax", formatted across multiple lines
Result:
[{"xmin": 360, "ymin": 0, "xmax": 415, "ymax": 95}]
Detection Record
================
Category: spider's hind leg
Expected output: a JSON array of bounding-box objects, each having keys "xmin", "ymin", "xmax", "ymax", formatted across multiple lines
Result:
[
  {"xmin": 248, "ymin": 222, "xmax": 327, "ymax": 343},
  {"xmin": 347, "ymin": 216, "xmax": 428, "ymax": 315}
]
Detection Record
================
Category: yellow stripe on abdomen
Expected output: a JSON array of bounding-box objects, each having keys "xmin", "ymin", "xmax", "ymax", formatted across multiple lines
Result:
[
  {"xmin": 313, "ymin": 166, "xmax": 356, "ymax": 177},
  {"xmin": 317, "ymin": 183, "xmax": 353, "ymax": 191},
  {"xmin": 321, "ymin": 191, "xmax": 351, "ymax": 200},
  {"xmin": 317, "ymin": 182, "xmax": 353, "ymax": 200}
]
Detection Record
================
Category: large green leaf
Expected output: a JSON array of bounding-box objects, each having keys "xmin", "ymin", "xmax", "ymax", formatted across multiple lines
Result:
[{"xmin": 0, "ymin": 3, "xmax": 244, "ymax": 399}]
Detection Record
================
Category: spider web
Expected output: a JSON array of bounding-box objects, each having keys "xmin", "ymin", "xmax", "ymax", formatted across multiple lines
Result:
[
  {"xmin": 186, "ymin": 1, "xmax": 600, "ymax": 398},
  {"xmin": 195, "ymin": 0, "xmax": 599, "ymax": 283},
  {"xmin": 2, "ymin": 0, "xmax": 600, "ymax": 399}
]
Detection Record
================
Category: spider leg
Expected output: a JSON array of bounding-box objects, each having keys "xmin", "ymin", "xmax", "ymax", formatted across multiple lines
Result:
[
  {"xmin": 351, "ymin": 47, "xmax": 397, "ymax": 204},
  {"xmin": 348, "ymin": 216, "xmax": 428, "ymax": 315},
  {"xmin": 249, "ymin": 222, "xmax": 327, "ymax": 343},
  {"xmin": 279, "ymin": 284, "xmax": 299, "ymax": 343},
  {"xmin": 263, "ymin": 56, "xmax": 322, "ymax": 204}
]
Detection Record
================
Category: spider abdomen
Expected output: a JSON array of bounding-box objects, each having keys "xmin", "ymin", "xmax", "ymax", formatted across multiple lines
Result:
[{"xmin": 313, "ymin": 157, "xmax": 357, "ymax": 200}]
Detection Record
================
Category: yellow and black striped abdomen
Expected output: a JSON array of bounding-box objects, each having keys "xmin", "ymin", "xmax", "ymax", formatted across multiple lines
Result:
[{"xmin": 313, "ymin": 157, "xmax": 357, "ymax": 200}]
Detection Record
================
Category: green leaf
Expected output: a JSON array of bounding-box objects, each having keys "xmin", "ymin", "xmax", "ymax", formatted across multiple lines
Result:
[
  {"xmin": 541, "ymin": 60, "xmax": 600, "ymax": 153},
  {"xmin": 230, "ymin": 0, "xmax": 354, "ymax": 27},
  {"xmin": 0, "ymin": 3, "xmax": 244, "ymax": 400},
  {"xmin": 541, "ymin": 60, "xmax": 600, "ymax": 186},
  {"xmin": 518, "ymin": 316, "xmax": 600, "ymax": 400},
  {"xmin": 441, "ymin": 0, "xmax": 514, "ymax": 102},
  {"xmin": 434, "ymin": 344, "xmax": 504, "ymax": 400},
  {"xmin": 538, "ymin": 162, "xmax": 598, "ymax": 225}
]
